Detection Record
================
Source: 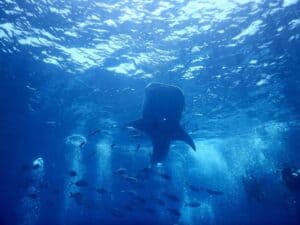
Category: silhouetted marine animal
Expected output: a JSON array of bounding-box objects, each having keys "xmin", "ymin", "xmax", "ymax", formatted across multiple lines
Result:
[
  {"xmin": 127, "ymin": 83, "xmax": 196, "ymax": 163},
  {"xmin": 281, "ymin": 165, "xmax": 300, "ymax": 192}
]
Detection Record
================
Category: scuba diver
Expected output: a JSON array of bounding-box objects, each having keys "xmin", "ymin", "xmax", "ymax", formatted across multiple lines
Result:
[{"xmin": 281, "ymin": 165, "xmax": 300, "ymax": 193}]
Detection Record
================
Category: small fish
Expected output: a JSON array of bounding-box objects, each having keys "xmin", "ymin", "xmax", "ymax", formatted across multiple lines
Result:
[
  {"xmin": 163, "ymin": 192, "xmax": 180, "ymax": 202},
  {"xmin": 127, "ymin": 127, "xmax": 143, "ymax": 138},
  {"xmin": 122, "ymin": 189, "xmax": 137, "ymax": 197},
  {"xmin": 68, "ymin": 170, "xmax": 77, "ymax": 177},
  {"xmin": 205, "ymin": 188, "xmax": 224, "ymax": 196},
  {"xmin": 140, "ymin": 167, "xmax": 152, "ymax": 174},
  {"xmin": 121, "ymin": 204, "xmax": 133, "ymax": 211},
  {"xmin": 69, "ymin": 192, "xmax": 84, "ymax": 199},
  {"xmin": 88, "ymin": 129, "xmax": 101, "ymax": 137},
  {"xmin": 27, "ymin": 193, "xmax": 38, "ymax": 199},
  {"xmin": 96, "ymin": 188, "xmax": 108, "ymax": 195},
  {"xmin": 26, "ymin": 85, "xmax": 37, "ymax": 91},
  {"xmin": 115, "ymin": 168, "xmax": 127, "ymax": 176},
  {"xmin": 157, "ymin": 172, "xmax": 172, "ymax": 181},
  {"xmin": 122, "ymin": 175, "xmax": 138, "ymax": 184},
  {"xmin": 186, "ymin": 183, "xmax": 223, "ymax": 196},
  {"xmin": 185, "ymin": 201, "xmax": 201, "ymax": 208},
  {"xmin": 69, "ymin": 192, "xmax": 86, "ymax": 206},
  {"xmin": 45, "ymin": 121, "xmax": 57, "ymax": 125},
  {"xmin": 110, "ymin": 208, "xmax": 124, "ymax": 218},
  {"xmin": 72, "ymin": 179, "xmax": 88, "ymax": 187},
  {"xmin": 168, "ymin": 208, "xmax": 181, "ymax": 217},
  {"xmin": 133, "ymin": 195, "xmax": 146, "ymax": 204},
  {"xmin": 152, "ymin": 197, "xmax": 166, "ymax": 206},
  {"xmin": 186, "ymin": 183, "xmax": 201, "ymax": 193},
  {"xmin": 83, "ymin": 200, "xmax": 96, "ymax": 209},
  {"xmin": 79, "ymin": 141, "xmax": 86, "ymax": 149}
]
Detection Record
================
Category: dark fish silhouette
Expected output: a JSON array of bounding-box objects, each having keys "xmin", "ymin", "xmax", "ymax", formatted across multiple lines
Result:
[
  {"xmin": 115, "ymin": 168, "xmax": 127, "ymax": 175},
  {"xmin": 185, "ymin": 201, "xmax": 201, "ymax": 208},
  {"xmin": 163, "ymin": 192, "xmax": 180, "ymax": 202},
  {"xmin": 121, "ymin": 189, "xmax": 137, "ymax": 197},
  {"xmin": 69, "ymin": 192, "xmax": 87, "ymax": 206},
  {"xmin": 157, "ymin": 172, "xmax": 172, "ymax": 181},
  {"xmin": 152, "ymin": 197, "xmax": 166, "ymax": 206},
  {"xmin": 127, "ymin": 83, "xmax": 196, "ymax": 163},
  {"xmin": 205, "ymin": 188, "xmax": 224, "ymax": 196},
  {"xmin": 96, "ymin": 188, "xmax": 108, "ymax": 195},
  {"xmin": 122, "ymin": 175, "xmax": 138, "ymax": 184},
  {"xmin": 72, "ymin": 179, "xmax": 88, "ymax": 187},
  {"xmin": 69, "ymin": 192, "xmax": 84, "ymax": 199},
  {"xmin": 68, "ymin": 170, "xmax": 77, "ymax": 177},
  {"xmin": 131, "ymin": 195, "xmax": 146, "ymax": 204},
  {"xmin": 88, "ymin": 129, "xmax": 101, "ymax": 137},
  {"xmin": 121, "ymin": 204, "xmax": 133, "ymax": 211},
  {"xmin": 140, "ymin": 167, "xmax": 152, "ymax": 174},
  {"xmin": 110, "ymin": 208, "xmax": 124, "ymax": 218},
  {"xmin": 27, "ymin": 193, "xmax": 38, "ymax": 199},
  {"xmin": 186, "ymin": 183, "xmax": 224, "ymax": 196}
]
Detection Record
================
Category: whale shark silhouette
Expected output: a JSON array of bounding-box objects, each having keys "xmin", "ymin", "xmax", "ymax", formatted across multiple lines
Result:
[{"xmin": 127, "ymin": 83, "xmax": 196, "ymax": 163}]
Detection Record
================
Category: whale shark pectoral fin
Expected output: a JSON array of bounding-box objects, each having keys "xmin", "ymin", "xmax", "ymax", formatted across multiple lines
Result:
[
  {"xmin": 173, "ymin": 126, "xmax": 196, "ymax": 151},
  {"xmin": 125, "ymin": 119, "xmax": 146, "ymax": 132}
]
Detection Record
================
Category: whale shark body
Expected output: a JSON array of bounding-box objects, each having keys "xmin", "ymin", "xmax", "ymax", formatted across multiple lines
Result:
[{"xmin": 127, "ymin": 83, "xmax": 196, "ymax": 163}]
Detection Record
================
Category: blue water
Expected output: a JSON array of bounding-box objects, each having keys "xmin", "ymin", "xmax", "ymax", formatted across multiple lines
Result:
[{"xmin": 1, "ymin": 0, "xmax": 300, "ymax": 225}]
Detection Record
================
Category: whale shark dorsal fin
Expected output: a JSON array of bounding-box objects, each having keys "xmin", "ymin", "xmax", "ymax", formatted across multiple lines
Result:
[{"xmin": 173, "ymin": 126, "xmax": 196, "ymax": 151}]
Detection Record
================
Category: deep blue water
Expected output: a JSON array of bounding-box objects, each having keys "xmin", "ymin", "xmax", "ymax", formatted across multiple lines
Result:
[{"xmin": 1, "ymin": 0, "xmax": 300, "ymax": 225}]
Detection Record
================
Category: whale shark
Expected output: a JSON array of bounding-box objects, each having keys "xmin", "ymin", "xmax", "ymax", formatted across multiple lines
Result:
[{"xmin": 127, "ymin": 83, "xmax": 196, "ymax": 163}]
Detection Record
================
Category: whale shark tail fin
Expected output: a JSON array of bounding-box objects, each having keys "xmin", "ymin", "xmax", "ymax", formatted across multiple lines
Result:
[
  {"xmin": 151, "ymin": 136, "xmax": 171, "ymax": 164},
  {"xmin": 173, "ymin": 126, "xmax": 196, "ymax": 151}
]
